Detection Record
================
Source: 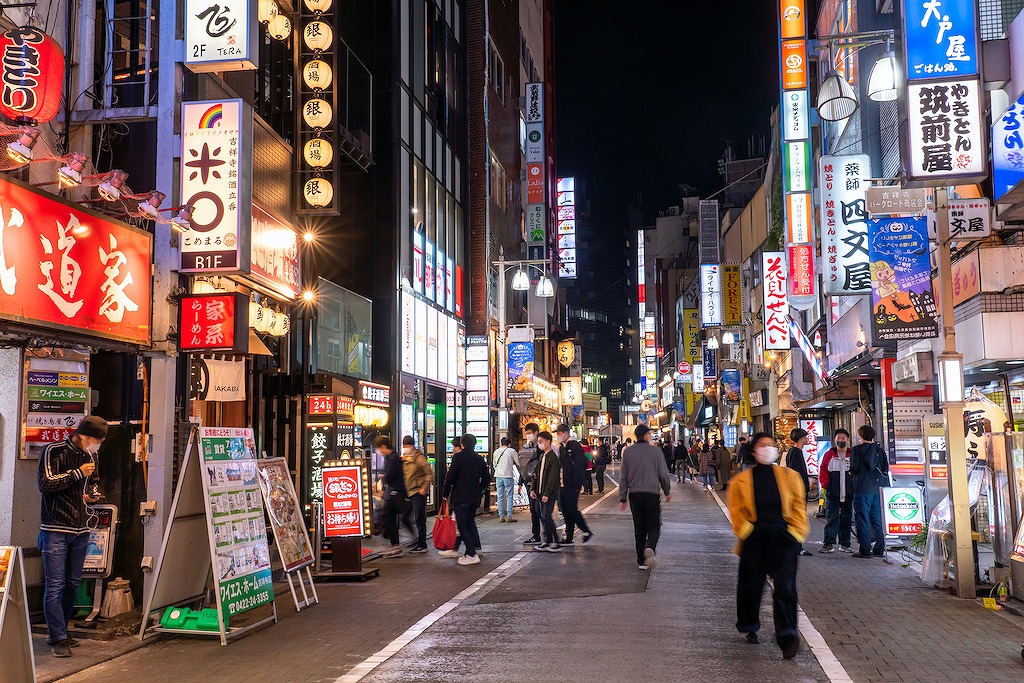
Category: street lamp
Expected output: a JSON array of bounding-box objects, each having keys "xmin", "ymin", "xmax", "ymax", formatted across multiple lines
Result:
[
  {"xmin": 511, "ymin": 267, "xmax": 530, "ymax": 291},
  {"xmin": 937, "ymin": 352, "xmax": 965, "ymax": 405},
  {"xmin": 817, "ymin": 66, "xmax": 859, "ymax": 121},
  {"xmin": 706, "ymin": 333, "xmax": 720, "ymax": 350},
  {"xmin": 867, "ymin": 37, "xmax": 899, "ymax": 102},
  {"xmin": 535, "ymin": 273, "xmax": 555, "ymax": 298}
]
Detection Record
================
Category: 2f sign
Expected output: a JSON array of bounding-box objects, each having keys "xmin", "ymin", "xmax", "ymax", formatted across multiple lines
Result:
[{"xmin": 184, "ymin": 0, "xmax": 257, "ymax": 72}]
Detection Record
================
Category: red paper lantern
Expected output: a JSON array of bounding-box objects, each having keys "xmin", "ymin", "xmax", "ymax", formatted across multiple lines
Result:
[{"xmin": 0, "ymin": 26, "xmax": 64, "ymax": 124}]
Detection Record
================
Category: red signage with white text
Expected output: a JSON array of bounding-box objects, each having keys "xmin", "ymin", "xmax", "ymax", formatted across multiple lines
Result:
[
  {"xmin": 788, "ymin": 244, "xmax": 815, "ymax": 297},
  {"xmin": 322, "ymin": 466, "xmax": 365, "ymax": 537},
  {"xmin": 307, "ymin": 394, "xmax": 335, "ymax": 417},
  {"xmin": 527, "ymin": 163, "xmax": 545, "ymax": 204},
  {"xmin": 179, "ymin": 293, "xmax": 248, "ymax": 353},
  {"xmin": 0, "ymin": 174, "xmax": 152, "ymax": 344},
  {"xmin": 761, "ymin": 251, "xmax": 791, "ymax": 350}
]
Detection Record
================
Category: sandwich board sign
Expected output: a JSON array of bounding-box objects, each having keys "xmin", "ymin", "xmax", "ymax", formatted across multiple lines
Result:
[
  {"xmin": 0, "ymin": 546, "xmax": 35, "ymax": 682},
  {"xmin": 139, "ymin": 426, "xmax": 277, "ymax": 645}
]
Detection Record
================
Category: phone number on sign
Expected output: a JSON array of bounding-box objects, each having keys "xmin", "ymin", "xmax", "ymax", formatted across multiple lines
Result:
[{"xmin": 227, "ymin": 590, "xmax": 271, "ymax": 615}]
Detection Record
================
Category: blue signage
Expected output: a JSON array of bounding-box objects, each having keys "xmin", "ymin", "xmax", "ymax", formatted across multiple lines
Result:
[
  {"xmin": 903, "ymin": 0, "xmax": 978, "ymax": 80},
  {"xmin": 866, "ymin": 216, "xmax": 938, "ymax": 342},
  {"xmin": 703, "ymin": 343, "xmax": 717, "ymax": 379},
  {"xmin": 993, "ymin": 91, "xmax": 1024, "ymax": 201}
]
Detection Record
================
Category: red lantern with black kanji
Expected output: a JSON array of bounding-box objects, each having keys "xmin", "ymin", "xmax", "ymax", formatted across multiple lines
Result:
[{"xmin": 0, "ymin": 26, "xmax": 64, "ymax": 124}]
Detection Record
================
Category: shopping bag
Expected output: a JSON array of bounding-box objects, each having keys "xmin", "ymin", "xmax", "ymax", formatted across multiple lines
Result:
[{"xmin": 433, "ymin": 500, "xmax": 457, "ymax": 550}]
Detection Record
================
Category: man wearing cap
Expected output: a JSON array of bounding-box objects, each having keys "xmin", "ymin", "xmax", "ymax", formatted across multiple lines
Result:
[
  {"xmin": 37, "ymin": 415, "xmax": 107, "ymax": 657},
  {"xmin": 555, "ymin": 424, "xmax": 594, "ymax": 545},
  {"xmin": 618, "ymin": 424, "xmax": 672, "ymax": 570}
]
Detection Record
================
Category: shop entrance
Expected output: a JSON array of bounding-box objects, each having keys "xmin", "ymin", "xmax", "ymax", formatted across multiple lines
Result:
[{"xmin": 419, "ymin": 384, "xmax": 448, "ymax": 514}]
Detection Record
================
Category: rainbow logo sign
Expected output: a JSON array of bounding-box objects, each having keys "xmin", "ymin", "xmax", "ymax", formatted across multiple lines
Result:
[{"xmin": 197, "ymin": 103, "xmax": 224, "ymax": 129}]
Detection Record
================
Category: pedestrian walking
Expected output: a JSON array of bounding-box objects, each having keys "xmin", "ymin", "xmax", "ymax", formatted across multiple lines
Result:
[
  {"xmin": 517, "ymin": 423, "xmax": 543, "ymax": 545},
  {"xmin": 662, "ymin": 437, "xmax": 675, "ymax": 476},
  {"xmin": 595, "ymin": 439, "xmax": 610, "ymax": 493},
  {"xmin": 492, "ymin": 437, "xmax": 518, "ymax": 522},
  {"xmin": 555, "ymin": 424, "xmax": 594, "ymax": 545},
  {"xmin": 38, "ymin": 415, "xmax": 107, "ymax": 658},
  {"xmin": 850, "ymin": 425, "xmax": 889, "ymax": 558},
  {"xmin": 618, "ymin": 424, "xmax": 671, "ymax": 570},
  {"xmin": 379, "ymin": 436, "xmax": 414, "ymax": 558},
  {"xmin": 533, "ymin": 431, "xmax": 563, "ymax": 553},
  {"xmin": 785, "ymin": 428, "xmax": 814, "ymax": 557},
  {"xmin": 441, "ymin": 434, "xmax": 490, "ymax": 565},
  {"xmin": 581, "ymin": 437, "xmax": 595, "ymax": 495},
  {"xmin": 713, "ymin": 439, "xmax": 733, "ymax": 491},
  {"xmin": 818, "ymin": 429, "xmax": 854, "ymax": 553},
  {"xmin": 673, "ymin": 439, "xmax": 689, "ymax": 483},
  {"xmin": 698, "ymin": 444, "xmax": 717, "ymax": 491},
  {"xmin": 727, "ymin": 432, "xmax": 809, "ymax": 660},
  {"xmin": 401, "ymin": 436, "xmax": 434, "ymax": 554}
]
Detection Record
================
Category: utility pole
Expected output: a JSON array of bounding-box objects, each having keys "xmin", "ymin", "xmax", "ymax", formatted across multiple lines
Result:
[{"xmin": 934, "ymin": 185, "xmax": 975, "ymax": 599}]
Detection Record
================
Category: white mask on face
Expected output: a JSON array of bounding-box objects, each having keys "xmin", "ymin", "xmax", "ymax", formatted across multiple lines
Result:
[{"xmin": 754, "ymin": 445, "xmax": 778, "ymax": 465}]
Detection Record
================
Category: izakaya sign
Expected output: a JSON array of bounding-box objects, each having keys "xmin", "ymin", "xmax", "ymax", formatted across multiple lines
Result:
[
  {"xmin": 761, "ymin": 251, "xmax": 790, "ymax": 350},
  {"xmin": 180, "ymin": 99, "xmax": 253, "ymax": 272},
  {"xmin": 0, "ymin": 174, "xmax": 152, "ymax": 344},
  {"xmin": 0, "ymin": 26, "xmax": 64, "ymax": 123},
  {"xmin": 820, "ymin": 155, "xmax": 871, "ymax": 295},
  {"xmin": 906, "ymin": 79, "xmax": 985, "ymax": 183},
  {"xmin": 184, "ymin": 0, "xmax": 258, "ymax": 72}
]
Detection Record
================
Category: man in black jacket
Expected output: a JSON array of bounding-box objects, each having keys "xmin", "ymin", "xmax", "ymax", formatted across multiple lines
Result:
[
  {"xmin": 555, "ymin": 424, "xmax": 593, "ymax": 545},
  {"xmin": 443, "ymin": 434, "xmax": 491, "ymax": 565},
  {"xmin": 517, "ymin": 423, "xmax": 543, "ymax": 544},
  {"xmin": 850, "ymin": 425, "xmax": 889, "ymax": 558},
  {"xmin": 786, "ymin": 428, "xmax": 813, "ymax": 557},
  {"xmin": 38, "ymin": 415, "xmax": 106, "ymax": 658},
  {"xmin": 378, "ymin": 436, "xmax": 414, "ymax": 558},
  {"xmin": 595, "ymin": 439, "xmax": 610, "ymax": 493}
]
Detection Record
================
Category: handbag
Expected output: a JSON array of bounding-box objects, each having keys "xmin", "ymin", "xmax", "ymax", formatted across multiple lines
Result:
[{"xmin": 432, "ymin": 500, "xmax": 457, "ymax": 550}]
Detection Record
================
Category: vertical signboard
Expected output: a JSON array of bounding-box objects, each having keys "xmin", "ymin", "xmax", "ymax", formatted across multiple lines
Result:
[
  {"xmin": 867, "ymin": 216, "xmax": 938, "ymax": 342},
  {"xmin": 698, "ymin": 200, "xmax": 720, "ymax": 264},
  {"xmin": 722, "ymin": 265, "xmax": 742, "ymax": 326},
  {"xmin": 200, "ymin": 427, "xmax": 274, "ymax": 621},
  {"xmin": 184, "ymin": 0, "xmax": 257, "ymax": 72},
  {"xmin": 762, "ymin": 251, "xmax": 790, "ymax": 350},
  {"xmin": 506, "ymin": 326, "xmax": 535, "ymax": 400},
  {"xmin": 700, "ymin": 264, "xmax": 721, "ymax": 327},
  {"xmin": 525, "ymin": 82, "xmax": 546, "ymax": 260},
  {"xmin": 820, "ymin": 154, "xmax": 871, "ymax": 295},
  {"xmin": 900, "ymin": 0, "xmax": 986, "ymax": 185},
  {"xmin": 180, "ymin": 99, "xmax": 253, "ymax": 272},
  {"xmin": 22, "ymin": 350, "xmax": 89, "ymax": 459},
  {"xmin": 296, "ymin": 2, "xmax": 340, "ymax": 215},
  {"xmin": 798, "ymin": 418, "xmax": 823, "ymax": 477},
  {"xmin": 557, "ymin": 177, "xmax": 577, "ymax": 278},
  {"xmin": 993, "ymin": 92, "xmax": 1024, "ymax": 201}
]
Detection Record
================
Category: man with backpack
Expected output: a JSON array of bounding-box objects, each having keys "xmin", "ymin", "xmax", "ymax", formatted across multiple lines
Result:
[
  {"xmin": 517, "ymin": 423, "xmax": 543, "ymax": 545},
  {"xmin": 555, "ymin": 424, "xmax": 594, "ymax": 545},
  {"xmin": 850, "ymin": 425, "xmax": 889, "ymax": 558}
]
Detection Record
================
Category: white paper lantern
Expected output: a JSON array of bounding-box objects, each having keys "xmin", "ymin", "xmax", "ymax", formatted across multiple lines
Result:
[
  {"xmin": 303, "ymin": 177, "xmax": 334, "ymax": 207},
  {"xmin": 303, "ymin": 137, "xmax": 334, "ymax": 168},
  {"xmin": 303, "ymin": 21, "xmax": 333, "ymax": 52},
  {"xmin": 302, "ymin": 98, "xmax": 332, "ymax": 129},
  {"xmin": 248, "ymin": 299, "xmax": 261, "ymax": 328},
  {"xmin": 304, "ymin": 0, "xmax": 333, "ymax": 12},
  {"xmin": 267, "ymin": 14, "xmax": 292, "ymax": 40},
  {"xmin": 302, "ymin": 59, "xmax": 333, "ymax": 90},
  {"xmin": 278, "ymin": 313, "xmax": 291, "ymax": 336},
  {"xmin": 258, "ymin": 0, "xmax": 279, "ymax": 23},
  {"xmin": 256, "ymin": 306, "xmax": 274, "ymax": 333}
]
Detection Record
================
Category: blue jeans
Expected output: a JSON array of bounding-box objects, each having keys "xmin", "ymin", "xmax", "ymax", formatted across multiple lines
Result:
[
  {"xmin": 495, "ymin": 477, "xmax": 515, "ymax": 518},
  {"xmin": 39, "ymin": 530, "xmax": 90, "ymax": 643},
  {"xmin": 701, "ymin": 473, "xmax": 717, "ymax": 488},
  {"xmin": 854, "ymin": 491, "xmax": 885, "ymax": 555}
]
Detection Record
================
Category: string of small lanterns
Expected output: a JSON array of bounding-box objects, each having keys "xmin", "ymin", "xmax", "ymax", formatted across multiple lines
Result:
[{"xmin": 299, "ymin": 0, "xmax": 335, "ymax": 209}]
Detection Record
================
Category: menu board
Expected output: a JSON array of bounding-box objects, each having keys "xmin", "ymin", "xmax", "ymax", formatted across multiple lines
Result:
[
  {"xmin": 256, "ymin": 458, "xmax": 314, "ymax": 572},
  {"xmin": 200, "ymin": 427, "xmax": 274, "ymax": 621}
]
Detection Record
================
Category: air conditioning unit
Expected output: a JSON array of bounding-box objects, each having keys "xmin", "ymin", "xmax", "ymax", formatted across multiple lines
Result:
[{"xmin": 892, "ymin": 351, "xmax": 934, "ymax": 386}]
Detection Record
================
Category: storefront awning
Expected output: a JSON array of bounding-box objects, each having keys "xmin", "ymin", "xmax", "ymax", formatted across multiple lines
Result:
[{"xmin": 248, "ymin": 331, "xmax": 273, "ymax": 356}]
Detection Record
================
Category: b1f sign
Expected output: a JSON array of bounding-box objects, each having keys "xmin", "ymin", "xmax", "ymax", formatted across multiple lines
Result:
[{"xmin": 184, "ymin": 0, "xmax": 258, "ymax": 72}]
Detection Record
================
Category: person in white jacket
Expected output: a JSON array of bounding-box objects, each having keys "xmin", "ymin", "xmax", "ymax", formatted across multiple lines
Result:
[{"xmin": 492, "ymin": 437, "xmax": 518, "ymax": 522}]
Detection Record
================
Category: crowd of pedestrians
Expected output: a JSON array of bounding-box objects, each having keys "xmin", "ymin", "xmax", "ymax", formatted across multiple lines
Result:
[{"xmin": 369, "ymin": 420, "xmax": 889, "ymax": 661}]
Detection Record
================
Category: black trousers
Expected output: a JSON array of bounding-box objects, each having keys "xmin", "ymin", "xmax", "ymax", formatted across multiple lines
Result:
[
  {"xmin": 560, "ymin": 487, "xmax": 591, "ymax": 540},
  {"xmin": 628, "ymin": 492, "xmax": 662, "ymax": 565},
  {"xmin": 595, "ymin": 466, "xmax": 606, "ymax": 492},
  {"xmin": 382, "ymin": 491, "xmax": 413, "ymax": 545},
  {"xmin": 735, "ymin": 526, "xmax": 800, "ymax": 647},
  {"xmin": 453, "ymin": 502, "xmax": 481, "ymax": 556},
  {"xmin": 540, "ymin": 498, "xmax": 558, "ymax": 544},
  {"xmin": 409, "ymin": 493, "xmax": 427, "ymax": 548},
  {"xmin": 528, "ymin": 492, "xmax": 541, "ymax": 538}
]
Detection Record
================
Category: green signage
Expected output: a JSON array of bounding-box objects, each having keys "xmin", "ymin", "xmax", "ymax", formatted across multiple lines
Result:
[
  {"xmin": 218, "ymin": 568, "xmax": 274, "ymax": 621},
  {"xmin": 27, "ymin": 386, "xmax": 88, "ymax": 402}
]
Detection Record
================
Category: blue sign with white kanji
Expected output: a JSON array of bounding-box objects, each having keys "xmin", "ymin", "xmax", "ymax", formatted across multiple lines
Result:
[
  {"xmin": 993, "ymin": 90, "xmax": 1024, "ymax": 202},
  {"xmin": 903, "ymin": 0, "xmax": 978, "ymax": 80},
  {"xmin": 703, "ymin": 342, "xmax": 717, "ymax": 380}
]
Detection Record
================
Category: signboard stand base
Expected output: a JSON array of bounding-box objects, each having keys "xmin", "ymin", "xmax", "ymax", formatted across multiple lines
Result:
[
  {"xmin": 311, "ymin": 514, "xmax": 379, "ymax": 582},
  {"xmin": 285, "ymin": 566, "xmax": 319, "ymax": 612},
  {"xmin": 0, "ymin": 547, "xmax": 37, "ymax": 683}
]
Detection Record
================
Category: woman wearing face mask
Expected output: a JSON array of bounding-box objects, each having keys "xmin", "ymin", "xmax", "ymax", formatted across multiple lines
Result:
[
  {"xmin": 818, "ymin": 429, "xmax": 855, "ymax": 553},
  {"xmin": 726, "ymin": 432, "xmax": 809, "ymax": 660}
]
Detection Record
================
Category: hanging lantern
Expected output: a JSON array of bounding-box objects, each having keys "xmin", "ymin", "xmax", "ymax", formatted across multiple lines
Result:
[
  {"xmin": 303, "ymin": 21, "xmax": 333, "ymax": 52},
  {"xmin": 278, "ymin": 313, "xmax": 291, "ymax": 336},
  {"xmin": 302, "ymin": 59, "xmax": 333, "ymax": 90},
  {"xmin": 302, "ymin": 98, "xmax": 332, "ymax": 128},
  {"xmin": 249, "ymin": 299, "xmax": 262, "ymax": 328},
  {"xmin": 302, "ymin": 137, "xmax": 334, "ymax": 168},
  {"xmin": 267, "ymin": 14, "xmax": 292, "ymax": 40},
  {"xmin": 0, "ymin": 26, "xmax": 65, "ymax": 124},
  {"xmin": 304, "ymin": 0, "xmax": 333, "ymax": 12},
  {"xmin": 557, "ymin": 340, "xmax": 575, "ymax": 368},
  {"xmin": 257, "ymin": 0, "xmax": 279, "ymax": 23},
  {"xmin": 303, "ymin": 177, "xmax": 334, "ymax": 207}
]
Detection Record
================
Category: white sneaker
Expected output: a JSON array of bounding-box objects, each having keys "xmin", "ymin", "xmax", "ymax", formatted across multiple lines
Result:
[
  {"xmin": 438, "ymin": 549, "xmax": 461, "ymax": 558},
  {"xmin": 457, "ymin": 554, "xmax": 481, "ymax": 565},
  {"xmin": 642, "ymin": 548, "xmax": 657, "ymax": 569}
]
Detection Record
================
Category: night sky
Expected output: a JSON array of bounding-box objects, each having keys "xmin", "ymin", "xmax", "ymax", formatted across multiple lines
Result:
[{"xmin": 554, "ymin": 1, "xmax": 789, "ymax": 220}]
